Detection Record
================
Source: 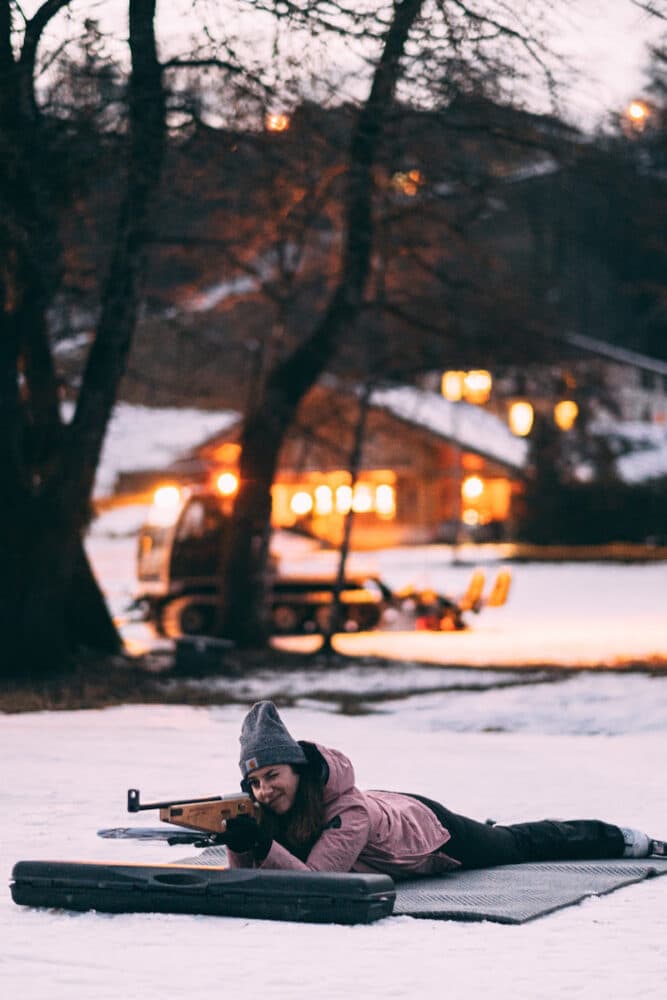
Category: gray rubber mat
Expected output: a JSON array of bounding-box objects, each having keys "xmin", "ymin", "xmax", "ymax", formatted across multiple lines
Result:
[
  {"xmin": 184, "ymin": 850, "xmax": 667, "ymax": 924},
  {"xmin": 393, "ymin": 858, "xmax": 667, "ymax": 924},
  {"xmin": 179, "ymin": 846, "xmax": 229, "ymax": 866}
]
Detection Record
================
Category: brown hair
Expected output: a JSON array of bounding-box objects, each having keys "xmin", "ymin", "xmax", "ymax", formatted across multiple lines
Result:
[{"xmin": 258, "ymin": 765, "xmax": 325, "ymax": 861}]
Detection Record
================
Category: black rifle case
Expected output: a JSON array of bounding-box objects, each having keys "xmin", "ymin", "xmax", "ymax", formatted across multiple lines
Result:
[{"xmin": 10, "ymin": 860, "xmax": 395, "ymax": 925}]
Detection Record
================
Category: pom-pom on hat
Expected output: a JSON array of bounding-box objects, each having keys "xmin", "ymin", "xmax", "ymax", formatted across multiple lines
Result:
[{"xmin": 239, "ymin": 700, "xmax": 306, "ymax": 779}]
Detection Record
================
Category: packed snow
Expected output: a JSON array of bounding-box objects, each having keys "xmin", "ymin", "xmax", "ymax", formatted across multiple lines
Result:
[
  {"xmin": 88, "ymin": 502, "xmax": 667, "ymax": 670},
  {"xmin": 4, "ymin": 404, "xmax": 667, "ymax": 998},
  {"xmin": 3, "ymin": 705, "xmax": 666, "ymax": 1000}
]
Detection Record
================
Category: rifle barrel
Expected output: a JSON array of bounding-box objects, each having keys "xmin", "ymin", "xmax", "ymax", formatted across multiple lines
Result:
[{"xmin": 127, "ymin": 789, "xmax": 223, "ymax": 813}]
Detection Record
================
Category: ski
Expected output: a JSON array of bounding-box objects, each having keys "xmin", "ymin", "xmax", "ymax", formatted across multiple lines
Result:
[{"xmin": 97, "ymin": 827, "xmax": 214, "ymax": 845}]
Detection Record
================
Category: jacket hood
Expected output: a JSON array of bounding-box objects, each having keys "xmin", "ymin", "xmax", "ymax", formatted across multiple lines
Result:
[{"xmin": 315, "ymin": 744, "xmax": 356, "ymax": 804}]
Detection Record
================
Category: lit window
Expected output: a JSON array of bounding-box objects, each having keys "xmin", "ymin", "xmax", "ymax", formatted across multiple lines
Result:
[
  {"xmin": 441, "ymin": 369, "xmax": 492, "ymax": 405},
  {"xmin": 352, "ymin": 483, "xmax": 373, "ymax": 513},
  {"xmin": 508, "ymin": 401, "xmax": 534, "ymax": 437},
  {"xmin": 553, "ymin": 400, "xmax": 579, "ymax": 431},
  {"xmin": 375, "ymin": 484, "xmax": 396, "ymax": 517},
  {"xmin": 212, "ymin": 442, "xmax": 241, "ymax": 464},
  {"xmin": 461, "ymin": 476, "xmax": 484, "ymax": 501},
  {"xmin": 335, "ymin": 485, "xmax": 353, "ymax": 514},
  {"xmin": 463, "ymin": 370, "xmax": 492, "ymax": 405},
  {"xmin": 290, "ymin": 491, "xmax": 313, "ymax": 516},
  {"xmin": 216, "ymin": 472, "xmax": 239, "ymax": 496},
  {"xmin": 441, "ymin": 370, "xmax": 465, "ymax": 402},
  {"xmin": 314, "ymin": 485, "xmax": 333, "ymax": 515}
]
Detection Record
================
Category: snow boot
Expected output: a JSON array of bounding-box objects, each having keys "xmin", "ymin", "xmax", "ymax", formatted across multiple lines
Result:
[
  {"xmin": 649, "ymin": 839, "xmax": 666, "ymax": 858},
  {"xmin": 620, "ymin": 827, "xmax": 651, "ymax": 857},
  {"xmin": 618, "ymin": 829, "xmax": 666, "ymax": 858}
]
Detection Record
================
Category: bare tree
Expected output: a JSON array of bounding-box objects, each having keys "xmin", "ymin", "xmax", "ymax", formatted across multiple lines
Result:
[
  {"xmin": 0, "ymin": 0, "xmax": 165, "ymax": 678},
  {"xmin": 216, "ymin": 0, "xmax": 426, "ymax": 643},
  {"xmin": 210, "ymin": 0, "xmax": 567, "ymax": 644}
]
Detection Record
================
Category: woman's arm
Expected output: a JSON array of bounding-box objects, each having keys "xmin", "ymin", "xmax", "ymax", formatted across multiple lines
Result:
[
  {"xmin": 227, "ymin": 799, "xmax": 372, "ymax": 873},
  {"xmin": 264, "ymin": 803, "xmax": 371, "ymax": 872}
]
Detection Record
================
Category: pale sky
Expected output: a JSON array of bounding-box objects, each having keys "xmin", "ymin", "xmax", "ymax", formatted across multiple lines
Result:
[
  {"xmin": 532, "ymin": 0, "xmax": 662, "ymax": 127},
  {"xmin": 25, "ymin": 0, "xmax": 665, "ymax": 130}
]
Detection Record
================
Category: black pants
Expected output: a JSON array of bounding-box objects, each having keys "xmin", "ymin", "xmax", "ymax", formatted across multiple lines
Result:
[{"xmin": 408, "ymin": 794, "xmax": 625, "ymax": 870}]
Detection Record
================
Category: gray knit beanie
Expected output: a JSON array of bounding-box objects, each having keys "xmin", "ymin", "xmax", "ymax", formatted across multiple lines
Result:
[{"xmin": 239, "ymin": 701, "xmax": 307, "ymax": 778}]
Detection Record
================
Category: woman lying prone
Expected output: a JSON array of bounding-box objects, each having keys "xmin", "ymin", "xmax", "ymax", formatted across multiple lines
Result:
[{"xmin": 218, "ymin": 701, "xmax": 665, "ymax": 878}]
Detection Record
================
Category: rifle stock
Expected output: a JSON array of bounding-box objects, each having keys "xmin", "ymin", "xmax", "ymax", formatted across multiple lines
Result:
[{"xmin": 128, "ymin": 789, "xmax": 261, "ymax": 835}]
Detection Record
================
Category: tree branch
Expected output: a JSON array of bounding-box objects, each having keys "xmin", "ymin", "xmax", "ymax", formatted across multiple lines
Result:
[{"xmin": 20, "ymin": 0, "xmax": 72, "ymax": 77}]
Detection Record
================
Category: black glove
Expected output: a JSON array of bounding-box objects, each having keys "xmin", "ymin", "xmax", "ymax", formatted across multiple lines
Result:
[{"xmin": 221, "ymin": 815, "xmax": 272, "ymax": 860}]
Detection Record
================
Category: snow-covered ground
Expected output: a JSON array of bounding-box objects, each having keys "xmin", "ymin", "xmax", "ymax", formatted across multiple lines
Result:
[
  {"xmin": 4, "ymin": 407, "xmax": 666, "ymax": 998},
  {"xmin": 82, "ymin": 400, "xmax": 666, "ymax": 674},
  {"xmin": 2, "ymin": 704, "xmax": 666, "ymax": 1000},
  {"xmin": 89, "ymin": 503, "xmax": 667, "ymax": 670},
  {"xmin": 3, "ymin": 509, "xmax": 666, "ymax": 999}
]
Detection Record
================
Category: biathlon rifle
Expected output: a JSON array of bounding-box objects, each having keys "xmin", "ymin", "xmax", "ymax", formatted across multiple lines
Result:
[{"xmin": 97, "ymin": 788, "xmax": 261, "ymax": 846}]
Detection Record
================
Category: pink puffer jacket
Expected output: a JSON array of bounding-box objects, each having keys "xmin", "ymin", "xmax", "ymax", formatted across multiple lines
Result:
[{"xmin": 227, "ymin": 744, "xmax": 460, "ymax": 879}]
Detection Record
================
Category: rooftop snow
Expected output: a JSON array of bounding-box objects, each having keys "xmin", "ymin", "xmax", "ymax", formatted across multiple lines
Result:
[
  {"xmin": 592, "ymin": 418, "xmax": 667, "ymax": 484},
  {"xmin": 60, "ymin": 402, "xmax": 238, "ymax": 497},
  {"xmin": 371, "ymin": 386, "xmax": 528, "ymax": 470},
  {"xmin": 616, "ymin": 437, "xmax": 667, "ymax": 483}
]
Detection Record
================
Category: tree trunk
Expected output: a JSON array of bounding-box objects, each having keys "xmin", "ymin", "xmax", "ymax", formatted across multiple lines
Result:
[
  {"xmin": 0, "ymin": 0, "xmax": 165, "ymax": 679},
  {"xmin": 320, "ymin": 381, "xmax": 372, "ymax": 655},
  {"xmin": 219, "ymin": 0, "xmax": 425, "ymax": 644}
]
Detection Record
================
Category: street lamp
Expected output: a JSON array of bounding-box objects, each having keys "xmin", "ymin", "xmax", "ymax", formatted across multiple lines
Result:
[
  {"xmin": 622, "ymin": 99, "xmax": 653, "ymax": 136},
  {"xmin": 266, "ymin": 113, "xmax": 290, "ymax": 132}
]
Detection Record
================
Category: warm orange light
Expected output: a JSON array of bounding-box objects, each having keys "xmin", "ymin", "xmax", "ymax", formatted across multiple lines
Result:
[
  {"xmin": 441, "ymin": 370, "xmax": 465, "ymax": 402},
  {"xmin": 508, "ymin": 400, "xmax": 534, "ymax": 437},
  {"xmin": 375, "ymin": 484, "xmax": 396, "ymax": 517},
  {"xmin": 148, "ymin": 485, "xmax": 182, "ymax": 527},
  {"xmin": 335, "ymin": 485, "xmax": 353, "ymax": 514},
  {"xmin": 627, "ymin": 100, "xmax": 649, "ymax": 123},
  {"xmin": 314, "ymin": 485, "xmax": 333, "ymax": 515},
  {"xmin": 392, "ymin": 169, "xmax": 423, "ymax": 196},
  {"xmin": 462, "ymin": 508, "xmax": 480, "ymax": 526},
  {"xmin": 266, "ymin": 113, "xmax": 290, "ymax": 132},
  {"xmin": 290, "ymin": 491, "xmax": 313, "ymax": 516},
  {"xmin": 352, "ymin": 483, "xmax": 373, "ymax": 513},
  {"xmin": 441, "ymin": 369, "xmax": 492, "ymax": 404},
  {"xmin": 153, "ymin": 484, "xmax": 181, "ymax": 508},
  {"xmin": 461, "ymin": 475, "xmax": 484, "ymax": 501},
  {"xmin": 216, "ymin": 471, "xmax": 239, "ymax": 496},
  {"xmin": 463, "ymin": 369, "xmax": 492, "ymax": 405},
  {"xmin": 211, "ymin": 442, "xmax": 241, "ymax": 464},
  {"xmin": 553, "ymin": 399, "xmax": 579, "ymax": 431}
]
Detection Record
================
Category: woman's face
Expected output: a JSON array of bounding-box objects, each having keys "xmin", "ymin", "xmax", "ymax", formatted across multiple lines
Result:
[{"xmin": 246, "ymin": 764, "xmax": 300, "ymax": 815}]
